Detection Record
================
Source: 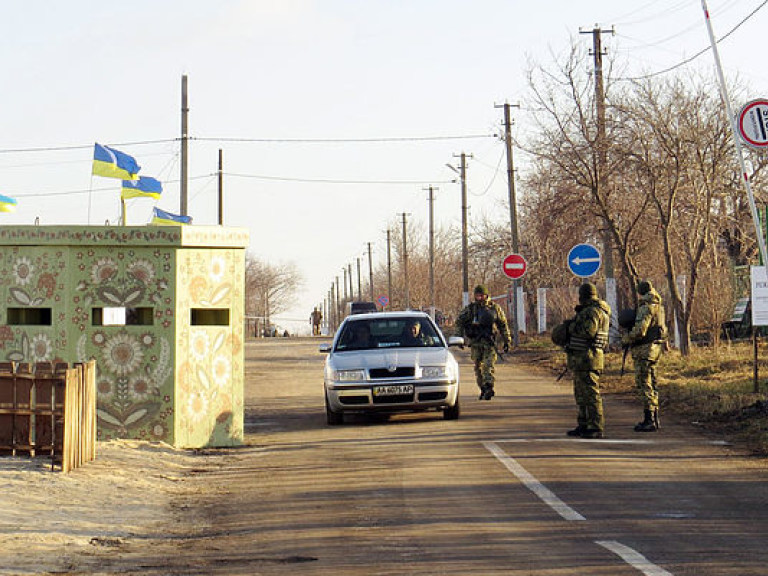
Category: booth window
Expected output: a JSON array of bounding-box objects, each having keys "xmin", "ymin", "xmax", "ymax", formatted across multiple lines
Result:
[
  {"xmin": 191, "ymin": 308, "xmax": 230, "ymax": 326},
  {"xmin": 92, "ymin": 307, "xmax": 154, "ymax": 326},
  {"xmin": 7, "ymin": 307, "xmax": 53, "ymax": 325}
]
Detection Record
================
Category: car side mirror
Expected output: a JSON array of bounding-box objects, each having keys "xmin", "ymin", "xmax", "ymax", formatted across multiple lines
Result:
[
  {"xmin": 319, "ymin": 343, "xmax": 332, "ymax": 353},
  {"xmin": 447, "ymin": 336, "xmax": 464, "ymax": 347}
]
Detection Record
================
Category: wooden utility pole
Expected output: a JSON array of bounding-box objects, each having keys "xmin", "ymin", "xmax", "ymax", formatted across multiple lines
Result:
[
  {"xmin": 496, "ymin": 102, "xmax": 521, "ymax": 347},
  {"xmin": 367, "ymin": 242, "xmax": 374, "ymax": 301},
  {"xmin": 581, "ymin": 25, "xmax": 617, "ymax": 337},
  {"xmin": 180, "ymin": 75, "xmax": 189, "ymax": 217},
  {"xmin": 387, "ymin": 229, "xmax": 392, "ymax": 309},
  {"xmin": 401, "ymin": 213, "xmax": 411, "ymax": 309},
  {"xmin": 356, "ymin": 257, "xmax": 362, "ymax": 301},
  {"xmin": 448, "ymin": 153, "xmax": 472, "ymax": 307},
  {"xmin": 217, "ymin": 149, "xmax": 223, "ymax": 225},
  {"xmin": 425, "ymin": 186, "xmax": 437, "ymax": 320}
]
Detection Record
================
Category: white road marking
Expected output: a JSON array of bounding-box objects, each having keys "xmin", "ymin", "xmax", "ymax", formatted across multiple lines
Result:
[
  {"xmin": 493, "ymin": 437, "xmax": 731, "ymax": 446},
  {"xmin": 596, "ymin": 540, "xmax": 674, "ymax": 576},
  {"xmin": 482, "ymin": 441, "xmax": 586, "ymax": 521}
]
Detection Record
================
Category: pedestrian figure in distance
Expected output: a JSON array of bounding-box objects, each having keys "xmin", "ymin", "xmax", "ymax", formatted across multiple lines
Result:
[
  {"xmin": 455, "ymin": 285, "xmax": 512, "ymax": 401},
  {"xmin": 552, "ymin": 283, "xmax": 611, "ymax": 439},
  {"xmin": 310, "ymin": 307, "xmax": 323, "ymax": 336},
  {"xmin": 621, "ymin": 280, "xmax": 667, "ymax": 432}
]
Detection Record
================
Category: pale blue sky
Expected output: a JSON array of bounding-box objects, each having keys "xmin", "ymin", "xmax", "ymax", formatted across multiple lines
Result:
[{"xmin": 1, "ymin": 1, "xmax": 766, "ymax": 332}]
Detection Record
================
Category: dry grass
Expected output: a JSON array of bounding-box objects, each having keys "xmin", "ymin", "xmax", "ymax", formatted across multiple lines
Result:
[{"xmin": 510, "ymin": 335, "xmax": 768, "ymax": 456}]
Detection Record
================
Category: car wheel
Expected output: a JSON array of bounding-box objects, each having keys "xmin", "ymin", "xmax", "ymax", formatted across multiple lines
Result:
[
  {"xmin": 325, "ymin": 393, "xmax": 344, "ymax": 425},
  {"xmin": 443, "ymin": 398, "xmax": 460, "ymax": 420}
]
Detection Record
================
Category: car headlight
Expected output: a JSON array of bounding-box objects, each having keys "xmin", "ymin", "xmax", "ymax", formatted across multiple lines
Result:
[
  {"xmin": 333, "ymin": 369, "xmax": 366, "ymax": 382},
  {"xmin": 422, "ymin": 366, "xmax": 448, "ymax": 379}
]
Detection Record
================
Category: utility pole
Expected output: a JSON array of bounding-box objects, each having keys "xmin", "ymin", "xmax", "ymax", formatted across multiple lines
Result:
[
  {"xmin": 425, "ymin": 186, "xmax": 437, "ymax": 320},
  {"xmin": 581, "ymin": 24, "xmax": 617, "ymax": 339},
  {"xmin": 367, "ymin": 242, "xmax": 374, "ymax": 301},
  {"xmin": 217, "ymin": 149, "xmax": 223, "ymax": 225},
  {"xmin": 496, "ymin": 102, "xmax": 521, "ymax": 347},
  {"xmin": 447, "ymin": 153, "xmax": 472, "ymax": 307},
  {"xmin": 180, "ymin": 74, "xmax": 189, "ymax": 217},
  {"xmin": 335, "ymin": 276, "xmax": 340, "ymax": 325},
  {"xmin": 348, "ymin": 264, "xmax": 353, "ymax": 301},
  {"xmin": 356, "ymin": 257, "xmax": 362, "ymax": 301},
  {"xmin": 401, "ymin": 213, "xmax": 411, "ymax": 309},
  {"xmin": 343, "ymin": 267, "xmax": 348, "ymax": 302},
  {"xmin": 386, "ymin": 229, "xmax": 392, "ymax": 309}
]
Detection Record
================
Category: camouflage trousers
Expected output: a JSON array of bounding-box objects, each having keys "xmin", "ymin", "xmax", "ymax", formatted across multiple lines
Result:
[
  {"xmin": 632, "ymin": 343, "xmax": 662, "ymax": 410},
  {"xmin": 573, "ymin": 370, "xmax": 604, "ymax": 433},
  {"xmin": 470, "ymin": 342, "xmax": 497, "ymax": 391}
]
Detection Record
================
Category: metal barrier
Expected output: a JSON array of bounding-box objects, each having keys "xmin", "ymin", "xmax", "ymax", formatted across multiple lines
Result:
[{"xmin": 0, "ymin": 360, "xmax": 96, "ymax": 472}]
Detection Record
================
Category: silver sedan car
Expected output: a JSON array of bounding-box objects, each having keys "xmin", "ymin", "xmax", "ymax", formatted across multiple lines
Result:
[{"xmin": 320, "ymin": 311, "xmax": 463, "ymax": 425}]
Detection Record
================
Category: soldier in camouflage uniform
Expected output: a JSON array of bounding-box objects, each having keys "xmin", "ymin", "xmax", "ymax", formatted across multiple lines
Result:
[
  {"xmin": 565, "ymin": 283, "xmax": 611, "ymax": 439},
  {"xmin": 455, "ymin": 285, "xmax": 512, "ymax": 400},
  {"xmin": 622, "ymin": 280, "xmax": 666, "ymax": 432}
]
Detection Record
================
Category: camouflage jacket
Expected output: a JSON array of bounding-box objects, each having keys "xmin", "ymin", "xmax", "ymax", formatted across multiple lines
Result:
[
  {"xmin": 455, "ymin": 300, "xmax": 512, "ymax": 347},
  {"xmin": 624, "ymin": 288, "xmax": 666, "ymax": 359},
  {"xmin": 566, "ymin": 297, "xmax": 611, "ymax": 372}
]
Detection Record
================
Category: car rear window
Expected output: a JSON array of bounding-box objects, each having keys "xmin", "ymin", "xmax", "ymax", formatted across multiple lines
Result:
[{"xmin": 335, "ymin": 318, "xmax": 443, "ymax": 351}]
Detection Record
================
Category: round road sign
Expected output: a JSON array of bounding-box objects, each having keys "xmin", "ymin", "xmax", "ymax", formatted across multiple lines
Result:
[
  {"xmin": 502, "ymin": 253, "xmax": 527, "ymax": 280},
  {"xmin": 567, "ymin": 243, "xmax": 601, "ymax": 278},
  {"xmin": 738, "ymin": 99, "xmax": 768, "ymax": 149}
]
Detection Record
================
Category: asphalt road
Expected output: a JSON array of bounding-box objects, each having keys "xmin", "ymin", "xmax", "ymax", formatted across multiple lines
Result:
[{"xmin": 99, "ymin": 337, "xmax": 768, "ymax": 575}]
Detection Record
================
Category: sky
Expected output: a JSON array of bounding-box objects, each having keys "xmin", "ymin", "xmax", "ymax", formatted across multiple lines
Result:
[{"xmin": 2, "ymin": 0, "xmax": 768, "ymax": 334}]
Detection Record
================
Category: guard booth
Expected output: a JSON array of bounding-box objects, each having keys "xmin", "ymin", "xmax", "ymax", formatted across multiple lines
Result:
[{"xmin": 0, "ymin": 225, "xmax": 248, "ymax": 448}]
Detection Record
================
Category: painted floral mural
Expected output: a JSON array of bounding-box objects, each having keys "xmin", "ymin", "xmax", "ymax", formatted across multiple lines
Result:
[{"xmin": 0, "ymin": 226, "xmax": 247, "ymax": 448}]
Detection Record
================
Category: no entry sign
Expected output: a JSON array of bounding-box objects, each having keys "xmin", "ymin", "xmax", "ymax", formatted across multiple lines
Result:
[
  {"xmin": 502, "ymin": 253, "xmax": 527, "ymax": 280},
  {"xmin": 738, "ymin": 99, "xmax": 768, "ymax": 149}
]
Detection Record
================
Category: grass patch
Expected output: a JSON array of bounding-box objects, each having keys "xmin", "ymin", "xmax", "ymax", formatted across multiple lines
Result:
[{"xmin": 510, "ymin": 335, "xmax": 768, "ymax": 456}]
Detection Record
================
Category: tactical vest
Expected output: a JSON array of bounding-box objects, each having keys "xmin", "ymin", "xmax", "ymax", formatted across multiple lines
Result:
[
  {"xmin": 568, "ymin": 330, "xmax": 609, "ymax": 352},
  {"xmin": 465, "ymin": 303, "xmax": 497, "ymax": 341}
]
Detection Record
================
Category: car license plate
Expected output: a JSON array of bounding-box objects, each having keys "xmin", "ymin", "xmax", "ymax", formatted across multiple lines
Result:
[{"xmin": 373, "ymin": 384, "xmax": 414, "ymax": 396}]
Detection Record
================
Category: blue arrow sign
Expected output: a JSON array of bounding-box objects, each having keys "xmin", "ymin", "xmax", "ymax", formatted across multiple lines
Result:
[{"xmin": 567, "ymin": 243, "xmax": 601, "ymax": 278}]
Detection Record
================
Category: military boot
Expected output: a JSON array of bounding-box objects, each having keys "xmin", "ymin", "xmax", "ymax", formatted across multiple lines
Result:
[
  {"xmin": 566, "ymin": 425, "xmax": 586, "ymax": 437},
  {"xmin": 634, "ymin": 409, "xmax": 657, "ymax": 432}
]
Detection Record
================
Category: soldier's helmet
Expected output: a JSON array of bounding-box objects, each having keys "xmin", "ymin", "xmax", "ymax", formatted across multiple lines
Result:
[
  {"xmin": 474, "ymin": 285, "xmax": 489, "ymax": 296},
  {"xmin": 578, "ymin": 283, "xmax": 598, "ymax": 302},
  {"xmin": 638, "ymin": 280, "xmax": 653, "ymax": 295}
]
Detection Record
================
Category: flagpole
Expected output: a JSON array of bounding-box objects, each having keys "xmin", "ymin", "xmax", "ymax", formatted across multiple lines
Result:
[
  {"xmin": 121, "ymin": 197, "xmax": 126, "ymax": 226},
  {"xmin": 701, "ymin": 0, "xmax": 768, "ymax": 266}
]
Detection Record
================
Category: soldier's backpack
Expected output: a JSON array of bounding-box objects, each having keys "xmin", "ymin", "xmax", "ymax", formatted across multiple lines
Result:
[
  {"xmin": 618, "ymin": 308, "xmax": 636, "ymax": 330},
  {"xmin": 551, "ymin": 320, "xmax": 571, "ymax": 347}
]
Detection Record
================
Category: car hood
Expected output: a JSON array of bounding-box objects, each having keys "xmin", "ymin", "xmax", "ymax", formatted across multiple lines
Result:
[{"xmin": 328, "ymin": 348, "xmax": 454, "ymax": 370}]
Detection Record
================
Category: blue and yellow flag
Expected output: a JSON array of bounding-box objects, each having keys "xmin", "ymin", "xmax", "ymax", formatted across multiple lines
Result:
[
  {"xmin": 0, "ymin": 194, "xmax": 17, "ymax": 213},
  {"xmin": 121, "ymin": 176, "xmax": 162, "ymax": 200},
  {"xmin": 92, "ymin": 143, "xmax": 140, "ymax": 180},
  {"xmin": 151, "ymin": 207, "xmax": 192, "ymax": 225}
]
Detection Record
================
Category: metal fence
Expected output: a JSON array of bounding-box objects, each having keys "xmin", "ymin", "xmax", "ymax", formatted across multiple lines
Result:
[{"xmin": 0, "ymin": 360, "xmax": 96, "ymax": 472}]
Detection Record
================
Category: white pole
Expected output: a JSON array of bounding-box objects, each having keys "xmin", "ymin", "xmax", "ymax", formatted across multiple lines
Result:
[{"xmin": 701, "ymin": 0, "xmax": 768, "ymax": 266}]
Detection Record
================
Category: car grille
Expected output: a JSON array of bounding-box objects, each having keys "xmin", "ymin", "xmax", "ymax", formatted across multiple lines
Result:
[
  {"xmin": 372, "ymin": 393, "xmax": 414, "ymax": 404},
  {"xmin": 369, "ymin": 367, "xmax": 415, "ymax": 379},
  {"xmin": 339, "ymin": 395, "xmax": 369, "ymax": 405},
  {"xmin": 418, "ymin": 391, "xmax": 447, "ymax": 402}
]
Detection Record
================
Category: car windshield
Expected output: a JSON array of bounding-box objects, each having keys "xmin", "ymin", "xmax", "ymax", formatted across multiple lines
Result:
[{"xmin": 335, "ymin": 317, "xmax": 443, "ymax": 351}]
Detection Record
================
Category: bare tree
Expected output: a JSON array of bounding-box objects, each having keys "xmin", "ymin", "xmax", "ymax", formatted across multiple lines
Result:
[{"xmin": 245, "ymin": 255, "xmax": 303, "ymax": 333}]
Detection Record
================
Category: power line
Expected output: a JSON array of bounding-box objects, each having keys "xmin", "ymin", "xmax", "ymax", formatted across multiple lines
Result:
[
  {"xmin": 192, "ymin": 134, "xmax": 495, "ymax": 144},
  {"xmin": 617, "ymin": 0, "xmax": 768, "ymax": 81},
  {"xmin": 223, "ymin": 172, "xmax": 455, "ymax": 185},
  {"xmin": 0, "ymin": 133, "xmax": 495, "ymax": 155}
]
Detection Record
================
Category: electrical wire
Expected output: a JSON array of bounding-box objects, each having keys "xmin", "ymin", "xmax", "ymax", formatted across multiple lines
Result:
[
  {"xmin": 223, "ymin": 172, "xmax": 455, "ymax": 185},
  {"xmin": 617, "ymin": 0, "xmax": 768, "ymax": 81},
  {"xmin": 0, "ymin": 138, "xmax": 176, "ymax": 154},
  {"xmin": 192, "ymin": 134, "xmax": 496, "ymax": 144}
]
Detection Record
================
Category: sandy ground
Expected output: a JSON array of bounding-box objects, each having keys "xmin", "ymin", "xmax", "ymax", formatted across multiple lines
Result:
[{"xmin": 0, "ymin": 442, "xmax": 191, "ymax": 574}]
